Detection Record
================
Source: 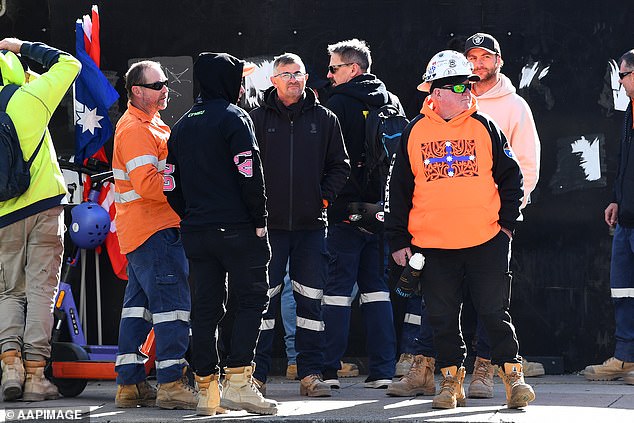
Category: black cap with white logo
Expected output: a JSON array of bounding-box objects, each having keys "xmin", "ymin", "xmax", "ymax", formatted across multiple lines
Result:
[{"xmin": 464, "ymin": 33, "xmax": 501, "ymax": 56}]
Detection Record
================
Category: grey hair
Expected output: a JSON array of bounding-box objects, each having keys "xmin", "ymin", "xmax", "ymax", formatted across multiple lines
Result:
[
  {"xmin": 327, "ymin": 38, "xmax": 372, "ymax": 73},
  {"xmin": 273, "ymin": 53, "xmax": 306, "ymax": 73}
]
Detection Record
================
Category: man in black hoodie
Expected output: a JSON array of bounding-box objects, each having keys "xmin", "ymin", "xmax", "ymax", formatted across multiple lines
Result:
[
  {"xmin": 249, "ymin": 53, "xmax": 349, "ymax": 397},
  {"xmin": 165, "ymin": 53, "xmax": 277, "ymax": 416},
  {"xmin": 321, "ymin": 39, "xmax": 398, "ymax": 389}
]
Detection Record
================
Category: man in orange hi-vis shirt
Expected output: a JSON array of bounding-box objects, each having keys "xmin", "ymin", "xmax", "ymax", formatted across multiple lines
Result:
[
  {"xmin": 385, "ymin": 50, "xmax": 534, "ymax": 410},
  {"xmin": 112, "ymin": 61, "xmax": 195, "ymax": 410}
]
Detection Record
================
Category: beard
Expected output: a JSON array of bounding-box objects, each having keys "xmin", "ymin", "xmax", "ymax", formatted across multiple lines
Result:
[{"xmin": 475, "ymin": 67, "xmax": 498, "ymax": 84}]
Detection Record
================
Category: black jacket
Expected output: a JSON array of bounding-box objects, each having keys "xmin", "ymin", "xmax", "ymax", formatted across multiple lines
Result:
[
  {"xmin": 325, "ymin": 73, "xmax": 405, "ymax": 222},
  {"xmin": 614, "ymin": 101, "xmax": 634, "ymax": 227},
  {"xmin": 165, "ymin": 53, "xmax": 267, "ymax": 231},
  {"xmin": 249, "ymin": 87, "xmax": 349, "ymax": 231}
]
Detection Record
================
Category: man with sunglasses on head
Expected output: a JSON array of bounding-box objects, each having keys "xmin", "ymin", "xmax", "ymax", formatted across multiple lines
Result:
[
  {"xmin": 249, "ymin": 53, "xmax": 349, "ymax": 397},
  {"xmin": 463, "ymin": 32, "xmax": 543, "ymax": 399},
  {"xmin": 112, "ymin": 61, "xmax": 196, "ymax": 410},
  {"xmin": 385, "ymin": 50, "xmax": 535, "ymax": 409},
  {"xmin": 321, "ymin": 38, "xmax": 400, "ymax": 390},
  {"xmin": 584, "ymin": 49, "xmax": 634, "ymax": 386}
]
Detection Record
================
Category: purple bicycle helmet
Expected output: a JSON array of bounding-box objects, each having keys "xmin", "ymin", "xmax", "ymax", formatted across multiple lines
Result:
[{"xmin": 69, "ymin": 202, "xmax": 111, "ymax": 249}]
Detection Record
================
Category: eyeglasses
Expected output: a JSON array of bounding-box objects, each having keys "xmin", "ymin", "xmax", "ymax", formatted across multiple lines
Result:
[
  {"xmin": 134, "ymin": 80, "xmax": 169, "ymax": 90},
  {"xmin": 619, "ymin": 70, "xmax": 633, "ymax": 80},
  {"xmin": 272, "ymin": 71, "xmax": 307, "ymax": 81},
  {"xmin": 328, "ymin": 63, "xmax": 354, "ymax": 74},
  {"xmin": 440, "ymin": 83, "xmax": 471, "ymax": 94}
]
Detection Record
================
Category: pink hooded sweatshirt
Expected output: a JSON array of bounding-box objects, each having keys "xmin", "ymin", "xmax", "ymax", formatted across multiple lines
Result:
[{"xmin": 474, "ymin": 73, "xmax": 540, "ymax": 207}]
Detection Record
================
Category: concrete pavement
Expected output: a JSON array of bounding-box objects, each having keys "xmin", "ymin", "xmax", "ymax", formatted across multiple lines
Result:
[{"xmin": 1, "ymin": 374, "xmax": 633, "ymax": 422}]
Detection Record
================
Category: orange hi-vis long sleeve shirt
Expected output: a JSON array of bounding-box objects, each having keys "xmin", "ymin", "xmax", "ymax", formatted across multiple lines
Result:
[{"xmin": 112, "ymin": 103, "xmax": 180, "ymax": 254}]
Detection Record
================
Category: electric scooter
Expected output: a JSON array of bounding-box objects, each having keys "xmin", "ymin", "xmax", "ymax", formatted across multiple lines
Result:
[{"xmin": 46, "ymin": 158, "xmax": 157, "ymax": 397}]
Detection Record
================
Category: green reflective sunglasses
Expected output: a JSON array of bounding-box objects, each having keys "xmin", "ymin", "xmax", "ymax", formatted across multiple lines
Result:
[{"xmin": 440, "ymin": 83, "xmax": 471, "ymax": 94}]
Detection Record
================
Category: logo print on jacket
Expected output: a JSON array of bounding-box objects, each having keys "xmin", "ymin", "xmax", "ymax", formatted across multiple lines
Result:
[
  {"xmin": 422, "ymin": 139, "xmax": 478, "ymax": 181},
  {"xmin": 234, "ymin": 150, "xmax": 253, "ymax": 177}
]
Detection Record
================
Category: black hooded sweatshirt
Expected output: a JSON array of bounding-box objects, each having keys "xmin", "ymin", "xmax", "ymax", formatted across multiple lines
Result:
[
  {"xmin": 165, "ymin": 53, "xmax": 267, "ymax": 231},
  {"xmin": 326, "ymin": 73, "xmax": 405, "ymax": 223},
  {"xmin": 249, "ymin": 86, "xmax": 350, "ymax": 231}
]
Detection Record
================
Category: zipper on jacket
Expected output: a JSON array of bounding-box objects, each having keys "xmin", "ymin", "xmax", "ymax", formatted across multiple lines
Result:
[{"xmin": 288, "ymin": 119, "xmax": 294, "ymax": 231}]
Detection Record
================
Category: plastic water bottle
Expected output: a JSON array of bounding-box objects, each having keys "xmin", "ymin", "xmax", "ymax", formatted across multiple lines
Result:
[{"xmin": 394, "ymin": 253, "xmax": 425, "ymax": 298}]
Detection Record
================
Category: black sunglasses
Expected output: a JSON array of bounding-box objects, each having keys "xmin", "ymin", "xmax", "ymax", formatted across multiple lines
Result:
[
  {"xmin": 328, "ymin": 63, "xmax": 354, "ymax": 74},
  {"xmin": 440, "ymin": 83, "xmax": 471, "ymax": 94},
  {"xmin": 135, "ymin": 80, "xmax": 169, "ymax": 90},
  {"xmin": 619, "ymin": 70, "xmax": 633, "ymax": 80}
]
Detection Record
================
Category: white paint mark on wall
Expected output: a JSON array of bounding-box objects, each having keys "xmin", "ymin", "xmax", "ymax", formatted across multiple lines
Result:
[
  {"xmin": 519, "ymin": 61, "xmax": 550, "ymax": 89},
  {"xmin": 571, "ymin": 136, "xmax": 601, "ymax": 181},
  {"xmin": 609, "ymin": 59, "xmax": 629, "ymax": 112},
  {"xmin": 243, "ymin": 58, "xmax": 275, "ymax": 110}
]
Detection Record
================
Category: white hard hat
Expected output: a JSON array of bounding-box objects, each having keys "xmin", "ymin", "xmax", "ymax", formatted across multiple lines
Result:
[{"xmin": 417, "ymin": 50, "xmax": 479, "ymax": 92}]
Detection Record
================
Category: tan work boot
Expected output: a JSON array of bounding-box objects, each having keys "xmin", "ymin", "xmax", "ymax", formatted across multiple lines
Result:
[
  {"xmin": 432, "ymin": 366, "xmax": 466, "ymax": 409},
  {"xmin": 395, "ymin": 353, "xmax": 414, "ymax": 378},
  {"xmin": 499, "ymin": 362, "xmax": 536, "ymax": 408},
  {"xmin": 286, "ymin": 363, "xmax": 298, "ymax": 380},
  {"xmin": 221, "ymin": 365, "xmax": 277, "ymax": 415},
  {"xmin": 337, "ymin": 361, "xmax": 359, "ymax": 378},
  {"xmin": 194, "ymin": 373, "xmax": 221, "ymax": 416},
  {"xmin": 522, "ymin": 358, "xmax": 545, "ymax": 377},
  {"xmin": 624, "ymin": 371, "xmax": 634, "ymax": 385},
  {"xmin": 115, "ymin": 380, "xmax": 157, "ymax": 407},
  {"xmin": 387, "ymin": 355, "xmax": 435, "ymax": 396},
  {"xmin": 1, "ymin": 350, "xmax": 25, "ymax": 401},
  {"xmin": 299, "ymin": 374, "xmax": 331, "ymax": 397},
  {"xmin": 253, "ymin": 377, "xmax": 266, "ymax": 395},
  {"xmin": 23, "ymin": 360, "xmax": 59, "ymax": 401},
  {"xmin": 156, "ymin": 368, "xmax": 197, "ymax": 410},
  {"xmin": 468, "ymin": 356, "xmax": 495, "ymax": 398},
  {"xmin": 583, "ymin": 357, "xmax": 634, "ymax": 381}
]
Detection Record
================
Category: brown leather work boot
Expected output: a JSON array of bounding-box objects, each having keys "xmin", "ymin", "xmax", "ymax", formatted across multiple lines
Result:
[
  {"xmin": 395, "ymin": 353, "xmax": 415, "ymax": 378},
  {"xmin": 1, "ymin": 350, "xmax": 25, "ymax": 401},
  {"xmin": 300, "ymin": 374, "xmax": 331, "ymax": 397},
  {"xmin": 584, "ymin": 357, "xmax": 634, "ymax": 381},
  {"xmin": 194, "ymin": 373, "xmax": 221, "ymax": 416},
  {"xmin": 387, "ymin": 355, "xmax": 435, "ymax": 396},
  {"xmin": 432, "ymin": 366, "xmax": 466, "ymax": 409},
  {"xmin": 156, "ymin": 368, "xmax": 197, "ymax": 410},
  {"xmin": 115, "ymin": 380, "xmax": 157, "ymax": 407},
  {"xmin": 467, "ymin": 356, "xmax": 495, "ymax": 399},
  {"xmin": 337, "ymin": 361, "xmax": 359, "ymax": 378},
  {"xmin": 221, "ymin": 365, "xmax": 277, "ymax": 415},
  {"xmin": 23, "ymin": 360, "xmax": 59, "ymax": 401},
  {"xmin": 522, "ymin": 358, "xmax": 545, "ymax": 377},
  {"xmin": 286, "ymin": 363, "xmax": 298, "ymax": 380},
  {"xmin": 499, "ymin": 362, "xmax": 536, "ymax": 408}
]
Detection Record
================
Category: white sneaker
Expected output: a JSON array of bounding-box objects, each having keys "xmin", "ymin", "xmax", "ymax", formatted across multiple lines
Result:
[{"xmin": 364, "ymin": 378, "xmax": 391, "ymax": 389}]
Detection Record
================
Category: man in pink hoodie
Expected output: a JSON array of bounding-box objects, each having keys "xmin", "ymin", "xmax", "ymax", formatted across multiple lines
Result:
[{"xmin": 463, "ymin": 32, "xmax": 543, "ymax": 400}]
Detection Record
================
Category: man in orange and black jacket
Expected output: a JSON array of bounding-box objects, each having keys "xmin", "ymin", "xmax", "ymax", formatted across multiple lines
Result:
[{"xmin": 385, "ymin": 50, "xmax": 534, "ymax": 410}]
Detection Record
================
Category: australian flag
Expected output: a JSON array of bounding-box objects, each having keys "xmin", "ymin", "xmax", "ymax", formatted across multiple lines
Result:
[{"xmin": 73, "ymin": 19, "xmax": 118, "ymax": 164}]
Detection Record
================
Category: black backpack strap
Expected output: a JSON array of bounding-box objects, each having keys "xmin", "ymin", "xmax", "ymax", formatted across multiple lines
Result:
[
  {"xmin": 0, "ymin": 84, "xmax": 19, "ymax": 112},
  {"xmin": 0, "ymin": 84, "xmax": 45, "ymax": 166},
  {"xmin": 26, "ymin": 132, "xmax": 46, "ymax": 166}
]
